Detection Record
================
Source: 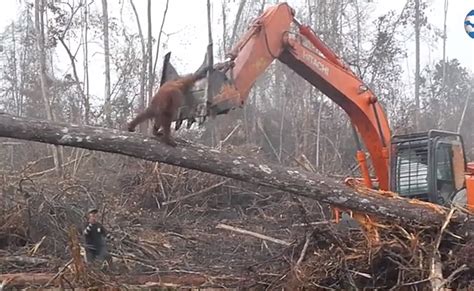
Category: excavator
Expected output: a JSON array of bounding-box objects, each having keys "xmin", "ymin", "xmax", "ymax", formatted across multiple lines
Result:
[{"xmin": 159, "ymin": 2, "xmax": 474, "ymax": 222}]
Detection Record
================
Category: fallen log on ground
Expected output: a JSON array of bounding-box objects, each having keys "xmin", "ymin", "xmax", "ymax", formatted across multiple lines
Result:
[
  {"xmin": 0, "ymin": 112, "xmax": 471, "ymax": 227},
  {"xmin": 0, "ymin": 272, "xmax": 236, "ymax": 288},
  {"xmin": 1, "ymin": 256, "xmax": 49, "ymax": 265}
]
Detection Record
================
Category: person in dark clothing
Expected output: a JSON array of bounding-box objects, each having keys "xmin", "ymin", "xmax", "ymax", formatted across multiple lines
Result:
[{"xmin": 83, "ymin": 208, "xmax": 112, "ymax": 266}]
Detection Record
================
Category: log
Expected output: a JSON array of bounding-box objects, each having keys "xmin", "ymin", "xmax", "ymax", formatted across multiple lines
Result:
[
  {"xmin": 0, "ymin": 112, "xmax": 470, "ymax": 226},
  {"xmin": 1, "ymin": 256, "xmax": 49, "ymax": 265},
  {"xmin": 216, "ymin": 223, "xmax": 292, "ymax": 246},
  {"xmin": 0, "ymin": 272, "xmax": 230, "ymax": 288}
]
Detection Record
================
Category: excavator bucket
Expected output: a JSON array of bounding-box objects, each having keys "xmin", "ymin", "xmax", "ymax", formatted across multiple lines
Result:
[
  {"xmin": 196, "ymin": 49, "xmax": 241, "ymax": 118},
  {"xmin": 160, "ymin": 52, "xmax": 205, "ymax": 130},
  {"xmin": 159, "ymin": 49, "xmax": 241, "ymax": 130},
  {"xmin": 160, "ymin": 52, "xmax": 180, "ymax": 86}
]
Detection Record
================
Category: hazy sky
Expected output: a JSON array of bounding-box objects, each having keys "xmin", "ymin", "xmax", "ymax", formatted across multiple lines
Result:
[{"xmin": 0, "ymin": 0, "xmax": 473, "ymax": 99}]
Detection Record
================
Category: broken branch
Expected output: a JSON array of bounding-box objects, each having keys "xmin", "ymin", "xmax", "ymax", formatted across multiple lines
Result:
[
  {"xmin": 216, "ymin": 223, "xmax": 291, "ymax": 246},
  {"xmin": 1, "ymin": 256, "xmax": 48, "ymax": 265}
]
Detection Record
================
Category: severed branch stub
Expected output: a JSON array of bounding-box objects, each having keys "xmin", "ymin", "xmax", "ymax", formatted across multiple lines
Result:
[
  {"xmin": 0, "ymin": 113, "xmax": 472, "ymax": 228},
  {"xmin": 216, "ymin": 223, "xmax": 291, "ymax": 246}
]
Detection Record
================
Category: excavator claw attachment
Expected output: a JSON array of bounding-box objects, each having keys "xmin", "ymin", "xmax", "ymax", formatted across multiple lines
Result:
[
  {"xmin": 159, "ymin": 50, "xmax": 241, "ymax": 130},
  {"xmin": 194, "ymin": 50, "xmax": 241, "ymax": 118},
  {"xmin": 160, "ymin": 52, "xmax": 201, "ymax": 130}
]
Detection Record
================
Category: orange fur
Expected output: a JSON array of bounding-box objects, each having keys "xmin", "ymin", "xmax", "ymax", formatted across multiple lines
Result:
[{"xmin": 128, "ymin": 71, "xmax": 208, "ymax": 147}]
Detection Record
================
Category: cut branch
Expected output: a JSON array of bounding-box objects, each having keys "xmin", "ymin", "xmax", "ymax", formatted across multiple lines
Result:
[
  {"xmin": 0, "ymin": 113, "xmax": 471, "ymax": 227},
  {"xmin": 1, "ymin": 256, "xmax": 48, "ymax": 265},
  {"xmin": 0, "ymin": 272, "xmax": 227, "ymax": 288},
  {"xmin": 216, "ymin": 223, "xmax": 291, "ymax": 246}
]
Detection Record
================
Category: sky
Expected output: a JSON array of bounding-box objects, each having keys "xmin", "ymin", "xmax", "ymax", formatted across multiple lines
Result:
[{"xmin": 0, "ymin": 0, "xmax": 473, "ymax": 100}]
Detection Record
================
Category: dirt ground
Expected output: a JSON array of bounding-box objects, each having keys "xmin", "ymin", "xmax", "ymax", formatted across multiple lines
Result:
[{"xmin": 0, "ymin": 152, "xmax": 473, "ymax": 289}]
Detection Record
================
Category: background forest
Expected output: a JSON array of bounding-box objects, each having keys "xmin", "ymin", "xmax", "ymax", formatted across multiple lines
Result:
[{"xmin": 0, "ymin": 0, "xmax": 473, "ymax": 176}]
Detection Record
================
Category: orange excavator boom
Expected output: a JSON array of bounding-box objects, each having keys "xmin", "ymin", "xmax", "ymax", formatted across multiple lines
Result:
[
  {"xmin": 210, "ymin": 3, "xmax": 391, "ymax": 190},
  {"xmin": 160, "ymin": 2, "xmax": 473, "ymax": 212}
]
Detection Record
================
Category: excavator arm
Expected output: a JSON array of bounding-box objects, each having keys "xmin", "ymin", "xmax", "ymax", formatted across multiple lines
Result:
[
  {"xmin": 208, "ymin": 3, "xmax": 391, "ymax": 190},
  {"xmin": 162, "ymin": 3, "xmax": 391, "ymax": 190},
  {"xmin": 160, "ymin": 2, "xmax": 474, "ymax": 213}
]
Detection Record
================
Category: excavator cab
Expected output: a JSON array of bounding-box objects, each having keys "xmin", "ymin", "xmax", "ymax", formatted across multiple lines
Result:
[{"xmin": 390, "ymin": 130, "xmax": 468, "ymax": 206}]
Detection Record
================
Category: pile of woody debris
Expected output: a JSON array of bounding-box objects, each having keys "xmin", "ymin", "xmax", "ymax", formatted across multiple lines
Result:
[{"xmin": 0, "ymin": 157, "xmax": 473, "ymax": 289}]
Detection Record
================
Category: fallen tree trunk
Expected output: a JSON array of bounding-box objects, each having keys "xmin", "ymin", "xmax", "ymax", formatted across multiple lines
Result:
[
  {"xmin": 0, "ymin": 113, "xmax": 470, "ymax": 226},
  {"xmin": 0, "ymin": 272, "xmax": 233, "ymax": 288},
  {"xmin": 1, "ymin": 256, "xmax": 49, "ymax": 265}
]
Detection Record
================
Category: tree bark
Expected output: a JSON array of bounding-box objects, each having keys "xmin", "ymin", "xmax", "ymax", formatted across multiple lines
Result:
[
  {"xmin": 101, "ymin": 0, "xmax": 112, "ymax": 127},
  {"xmin": 457, "ymin": 88, "xmax": 471, "ymax": 133},
  {"xmin": 0, "ymin": 113, "xmax": 470, "ymax": 227},
  {"xmin": 10, "ymin": 21, "xmax": 21, "ymax": 117},
  {"xmin": 34, "ymin": 0, "xmax": 63, "ymax": 177},
  {"xmin": 441, "ymin": 0, "xmax": 448, "ymax": 89},
  {"xmin": 82, "ymin": 0, "xmax": 90, "ymax": 124},
  {"xmin": 152, "ymin": 0, "xmax": 170, "ymax": 84},
  {"xmin": 57, "ymin": 37, "xmax": 88, "ymax": 124},
  {"xmin": 229, "ymin": 0, "xmax": 248, "ymax": 49},
  {"xmin": 147, "ymin": 0, "xmax": 153, "ymax": 105},
  {"xmin": 414, "ymin": 0, "xmax": 420, "ymax": 130},
  {"xmin": 129, "ymin": 0, "xmax": 147, "ymax": 133},
  {"xmin": 146, "ymin": 0, "xmax": 153, "ymax": 132}
]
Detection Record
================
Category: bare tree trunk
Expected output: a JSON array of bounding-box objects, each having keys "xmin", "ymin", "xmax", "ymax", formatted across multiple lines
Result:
[
  {"xmin": 145, "ymin": 0, "xmax": 153, "ymax": 131},
  {"xmin": 83, "ymin": 0, "xmax": 90, "ymax": 124},
  {"xmin": 130, "ymin": 0, "xmax": 147, "ymax": 133},
  {"xmin": 355, "ymin": 0, "xmax": 361, "ymax": 67},
  {"xmin": 57, "ymin": 37, "xmax": 88, "ymax": 125},
  {"xmin": 441, "ymin": 0, "xmax": 448, "ymax": 89},
  {"xmin": 206, "ymin": 0, "xmax": 221, "ymax": 147},
  {"xmin": 221, "ymin": 1, "xmax": 227, "ymax": 54},
  {"xmin": 229, "ymin": 0, "xmax": 248, "ymax": 48},
  {"xmin": 414, "ymin": 0, "xmax": 420, "ymax": 130},
  {"xmin": 11, "ymin": 21, "xmax": 21, "ymax": 116},
  {"xmin": 258, "ymin": 0, "xmax": 266, "ymax": 15},
  {"xmin": 147, "ymin": 0, "xmax": 153, "ymax": 105},
  {"xmin": 315, "ymin": 95, "xmax": 324, "ymax": 171},
  {"xmin": 278, "ymin": 98, "xmax": 287, "ymax": 163},
  {"xmin": 301, "ymin": 99, "xmax": 309, "ymax": 155},
  {"xmin": 0, "ymin": 112, "xmax": 467, "ymax": 227},
  {"xmin": 457, "ymin": 89, "xmax": 471, "ymax": 133},
  {"xmin": 102, "ymin": 0, "xmax": 112, "ymax": 127},
  {"xmin": 205, "ymin": 0, "xmax": 214, "ymax": 105},
  {"xmin": 35, "ymin": 0, "xmax": 63, "ymax": 177},
  {"xmin": 152, "ymin": 0, "xmax": 170, "ymax": 83}
]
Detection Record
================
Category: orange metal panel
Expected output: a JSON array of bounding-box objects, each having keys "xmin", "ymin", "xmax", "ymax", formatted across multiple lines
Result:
[
  {"xmin": 466, "ymin": 163, "xmax": 474, "ymax": 211},
  {"xmin": 218, "ymin": 3, "xmax": 392, "ymax": 189}
]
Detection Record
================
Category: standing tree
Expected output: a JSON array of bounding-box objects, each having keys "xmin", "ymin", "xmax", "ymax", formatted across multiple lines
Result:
[
  {"xmin": 151, "ymin": 0, "xmax": 170, "ymax": 85},
  {"xmin": 441, "ymin": 0, "xmax": 448, "ymax": 87},
  {"xmin": 34, "ymin": 0, "xmax": 64, "ymax": 177},
  {"xmin": 102, "ymin": 0, "xmax": 112, "ymax": 127},
  {"xmin": 414, "ymin": 0, "xmax": 421, "ymax": 130},
  {"xmin": 129, "ymin": 0, "xmax": 147, "ymax": 133},
  {"xmin": 145, "ymin": 0, "xmax": 153, "ymax": 132},
  {"xmin": 420, "ymin": 59, "xmax": 473, "ymax": 134},
  {"xmin": 147, "ymin": 0, "xmax": 152, "ymax": 104},
  {"xmin": 82, "ymin": 0, "xmax": 91, "ymax": 124}
]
